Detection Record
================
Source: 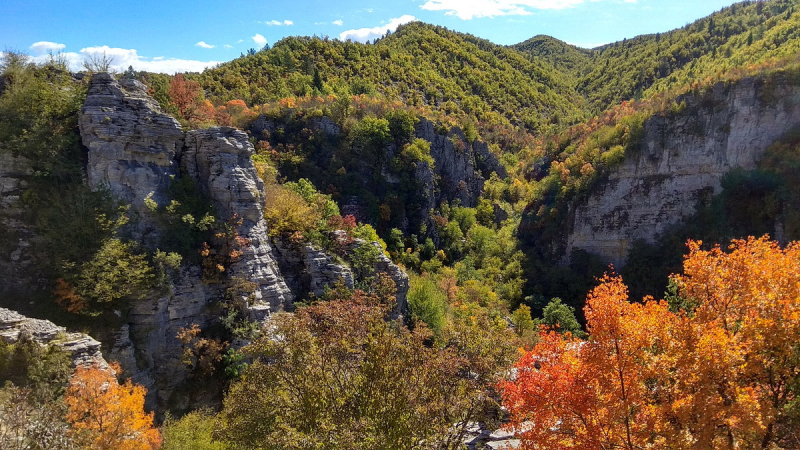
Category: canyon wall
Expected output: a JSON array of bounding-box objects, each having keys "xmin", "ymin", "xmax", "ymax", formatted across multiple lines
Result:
[{"xmin": 565, "ymin": 76, "xmax": 800, "ymax": 266}]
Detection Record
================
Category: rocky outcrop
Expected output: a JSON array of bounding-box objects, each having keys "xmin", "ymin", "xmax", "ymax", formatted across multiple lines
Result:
[
  {"xmin": 183, "ymin": 128, "xmax": 292, "ymax": 315},
  {"xmin": 79, "ymin": 73, "xmax": 292, "ymax": 412},
  {"xmin": 108, "ymin": 265, "xmax": 218, "ymax": 412},
  {"xmin": 0, "ymin": 307, "xmax": 108, "ymax": 369},
  {"xmin": 273, "ymin": 239, "xmax": 354, "ymax": 300},
  {"xmin": 79, "ymin": 73, "xmax": 183, "ymax": 243},
  {"xmin": 415, "ymin": 118, "xmax": 505, "ymax": 208},
  {"xmin": 274, "ymin": 238, "xmax": 409, "ymax": 313},
  {"xmin": 0, "ymin": 153, "xmax": 35, "ymax": 293},
  {"xmin": 565, "ymin": 77, "xmax": 800, "ymax": 266}
]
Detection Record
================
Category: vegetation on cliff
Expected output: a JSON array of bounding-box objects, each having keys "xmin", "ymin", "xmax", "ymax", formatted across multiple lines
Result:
[{"xmin": 3, "ymin": 0, "xmax": 800, "ymax": 447}]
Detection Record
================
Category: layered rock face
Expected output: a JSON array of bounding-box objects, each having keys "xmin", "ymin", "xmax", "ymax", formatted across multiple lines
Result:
[
  {"xmin": 79, "ymin": 73, "xmax": 292, "ymax": 411},
  {"xmin": 273, "ymin": 238, "xmax": 409, "ymax": 313},
  {"xmin": 273, "ymin": 239, "xmax": 355, "ymax": 299},
  {"xmin": 415, "ymin": 118, "xmax": 483, "ymax": 208},
  {"xmin": 0, "ymin": 307, "xmax": 108, "ymax": 369},
  {"xmin": 0, "ymin": 153, "xmax": 34, "ymax": 293},
  {"xmin": 183, "ymin": 128, "xmax": 291, "ymax": 314},
  {"xmin": 79, "ymin": 73, "xmax": 183, "ymax": 243},
  {"xmin": 566, "ymin": 77, "xmax": 800, "ymax": 266}
]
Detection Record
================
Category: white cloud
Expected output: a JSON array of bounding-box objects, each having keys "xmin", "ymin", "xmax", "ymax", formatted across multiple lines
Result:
[
  {"xmin": 81, "ymin": 46, "xmax": 221, "ymax": 73},
  {"xmin": 29, "ymin": 41, "xmax": 66, "ymax": 54},
  {"xmin": 195, "ymin": 41, "xmax": 215, "ymax": 49},
  {"xmin": 252, "ymin": 34, "xmax": 268, "ymax": 46},
  {"xmin": 333, "ymin": 19, "xmax": 344, "ymax": 26},
  {"xmin": 339, "ymin": 15, "xmax": 416, "ymax": 43},
  {"xmin": 263, "ymin": 19, "xmax": 294, "ymax": 26},
  {"xmin": 224, "ymin": 44, "xmax": 233, "ymax": 48},
  {"xmin": 24, "ymin": 44, "xmax": 220, "ymax": 74},
  {"xmin": 420, "ymin": 0, "xmax": 586, "ymax": 20}
]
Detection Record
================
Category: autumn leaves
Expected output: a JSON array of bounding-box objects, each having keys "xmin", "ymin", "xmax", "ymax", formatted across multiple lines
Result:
[
  {"xmin": 65, "ymin": 363, "xmax": 161, "ymax": 450},
  {"xmin": 501, "ymin": 236, "xmax": 800, "ymax": 449}
]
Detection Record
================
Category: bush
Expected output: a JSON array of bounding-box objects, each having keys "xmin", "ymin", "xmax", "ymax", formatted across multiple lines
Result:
[
  {"xmin": 161, "ymin": 409, "xmax": 224, "ymax": 450},
  {"xmin": 407, "ymin": 276, "xmax": 448, "ymax": 336}
]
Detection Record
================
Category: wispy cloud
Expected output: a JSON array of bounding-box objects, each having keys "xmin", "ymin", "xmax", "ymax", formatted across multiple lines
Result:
[
  {"xmin": 252, "ymin": 34, "xmax": 268, "ymax": 46},
  {"xmin": 420, "ymin": 0, "xmax": 586, "ymax": 20},
  {"xmin": 224, "ymin": 44, "xmax": 233, "ymax": 49},
  {"xmin": 195, "ymin": 41, "xmax": 214, "ymax": 49},
  {"xmin": 262, "ymin": 19, "xmax": 294, "ymax": 26},
  {"xmin": 333, "ymin": 19, "xmax": 344, "ymax": 26},
  {"xmin": 339, "ymin": 15, "xmax": 415, "ymax": 43}
]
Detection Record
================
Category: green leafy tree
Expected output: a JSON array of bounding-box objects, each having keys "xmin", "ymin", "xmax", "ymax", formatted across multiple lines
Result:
[
  {"xmin": 216, "ymin": 298, "xmax": 495, "ymax": 449},
  {"xmin": 535, "ymin": 297, "xmax": 585, "ymax": 338}
]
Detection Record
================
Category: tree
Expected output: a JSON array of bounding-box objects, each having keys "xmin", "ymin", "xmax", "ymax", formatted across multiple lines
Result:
[
  {"xmin": 65, "ymin": 363, "xmax": 161, "ymax": 450},
  {"xmin": 167, "ymin": 74, "xmax": 214, "ymax": 126},
  {"xmin": 535, "ymin": 297, "xmax": 584, "ymax": 338},
  {"xmin": 83, "ymin": 51, "xmax": 115, "ymax": 73},
  {"xmin": 161, "ymin": 409, "xmax": 224, "ymax": 450},
  {"xmin": 502, "ymin": 236, "xmax": 800, "ymax": 449},
  {"xmin": 216, "ymin": 298, "xmax": 498, "ymax": 449}
]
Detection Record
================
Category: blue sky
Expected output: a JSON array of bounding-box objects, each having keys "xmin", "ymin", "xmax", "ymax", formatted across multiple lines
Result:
[{"xmin": 1, "ymin": 0, "xmax": 740, "ymax": 73}]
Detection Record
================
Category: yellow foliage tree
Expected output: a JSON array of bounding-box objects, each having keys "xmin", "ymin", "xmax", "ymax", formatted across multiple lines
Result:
[
  {"xmin": 65, "ymin": 363, "xmax": 161, "ymax": 450},
  {"xmin": 502, "ymin": 236, "xmax": 800, "ymax": 449}
]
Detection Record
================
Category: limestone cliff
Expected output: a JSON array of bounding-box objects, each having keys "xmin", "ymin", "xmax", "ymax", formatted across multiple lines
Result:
[
  {"xmin": 79, "ymin": 73, "xmax": 293, "ymax": 412},
  {"xmin": 0, "ymin": 307, "xmax": 108, "ymax": 369},
  {"xmin": 182, "ymin": 128, "xmax": 291, "ymax": 314},
  {"xmin": 75, "ymin": 73, "xmax": 414, "ymax": 413},
  {"xmin": 565, "ymin": 76, "xmax": 800, "ymax": 266},
  {"xmin": 79, "ymin": 73, "xmax": 184, "ymax": 245},
  {"xmin": 415, "ymin": 117, "xmax": 507, "ymax": 209},
  {"xmin": 0, "ymin": 153, "xmax": 34, "ymax": 294}
]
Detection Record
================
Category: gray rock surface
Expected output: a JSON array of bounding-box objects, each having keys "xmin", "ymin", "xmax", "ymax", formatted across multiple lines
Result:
[
  {"xmin": 273, "ymin": 239, "xmax": 354, "ymax": 300},
  {"xmin": 79, "ymin": 73, "xmax": 183, "ymax": 242},
  {"xmin": 0, "ymin": 307, "xmax": 108, "ymax": 369},
  {"xmin": 183, "ymin": 128, "xmax": 292, "ymax": 314},
  {"xmin": 566, "ymin": 77, "xmax": 800, "ymax": 266},
  {"xmin": 108, "ymin": 265, "xmax": 218, "ymax": 412},
  {"xmin": 416, "ymin": 118, "xmax": 490, "ymax": 208},
  {"xmin": 0, "ymin": 152, "xmax": 35, "ymax": 293},
  {"xmin": 79, "ymin": 74, "xmax": 292, "ymax": 412}
]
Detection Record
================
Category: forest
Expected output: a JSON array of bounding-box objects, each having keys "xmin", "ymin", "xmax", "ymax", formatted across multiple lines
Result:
[{"xmin": 2, "ymin": 0, "xmax": 800, "ymax": 448}]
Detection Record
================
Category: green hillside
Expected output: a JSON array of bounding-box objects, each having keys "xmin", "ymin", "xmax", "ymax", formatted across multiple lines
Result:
[
  {"xmin": 198, "ymin": 22, "xmax": 588, "ymax": 132},
  {"xmin": 514, "ymin": 0, "xmax": 800, "ymax": 112}
]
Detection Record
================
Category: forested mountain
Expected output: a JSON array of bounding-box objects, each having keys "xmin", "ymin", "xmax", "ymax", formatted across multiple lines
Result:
[
  {"xmin": 514, "ymin": 0, "xmax": 800, "ymax": 112},
  {"xmin": 197, "ymin": 22, "xmax": 587, "ymax": 132}
]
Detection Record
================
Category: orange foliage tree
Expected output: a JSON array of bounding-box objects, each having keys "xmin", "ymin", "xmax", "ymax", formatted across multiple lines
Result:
[
  {"xmin": 65, "ymin": 363, "xmax": 161, "ymax": 450},
  {"xmin": 501, "ymin": 236, "xmax": 800, "ymax": 449},
  {"xmin": 168, "ymin": 74, "xmax": 214, "ymax": 126}
]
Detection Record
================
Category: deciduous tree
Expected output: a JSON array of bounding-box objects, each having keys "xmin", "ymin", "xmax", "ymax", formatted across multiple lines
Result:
[{"xmin": 65, "ymin": 363, "xmax": 161, "ymax": 450}]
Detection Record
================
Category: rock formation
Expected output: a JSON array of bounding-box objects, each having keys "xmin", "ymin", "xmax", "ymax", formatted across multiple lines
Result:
[
  {"xmin": 183, "ymin": 128, "xmax": 292, "ymax": 314},
  {"xmin": 274, "ymin": 238, "xmax": 409, "ymax": 313},
  {"xmin": 79, "ymin": 73, "xmax": 183, "ymax": 244},
  {"xmin": 0, "ymin": 153, "xmax": 34, "ymax": 293},
  {"xmin": 416, "ymin": 117, "xmax": 506, "ymax": 208},
  {"xmin": 0, "ymin": 307, "xmax": 108, "ymax": 369},
  {"xmin": 565, "ymin": 77, "xmax": 800, "ymax": 266},
  {"xmin": 79, "ymin": 73, "xmax": 293, "ymax": 412},
  {"xmin": 273, "ymin": 239, "xmax": 355, "ymax": 299}
]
